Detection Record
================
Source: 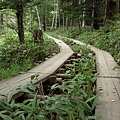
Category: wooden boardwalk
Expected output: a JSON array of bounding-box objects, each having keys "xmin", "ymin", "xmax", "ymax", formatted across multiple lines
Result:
[
  {"xmin": 73, "ymin": 39, "xmax": 120, "ymax": 120},
  {"xmin": 0, "ymin": 35, "xmax": 73, "ymax": 99},
  {"xmin": 0, "ymin": 35, "xmax": 120, "ymax": 119}
]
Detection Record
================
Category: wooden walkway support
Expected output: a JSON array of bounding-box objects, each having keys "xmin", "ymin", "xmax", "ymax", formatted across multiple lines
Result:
[
  {"xmin": 0, "ymin": 35, "xmax": 73, "ymax": 99},
  {"xmin": 73, "ymin": 39, "xmax": 120, "ymax": 120}
]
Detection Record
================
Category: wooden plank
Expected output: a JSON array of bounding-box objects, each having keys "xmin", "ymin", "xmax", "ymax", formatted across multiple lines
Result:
[
  {"xmin": 112, "ymin": 78, "xmax": 120, "ymax": 99},
  {"xmin": 95, "ymin": 101, "xmax": 120, "ymax": 120},
  {"xmin": 103, "ymin": 51, "xmax": 120, "ymax": 75},
  {"xmin": 95, "ymin": 51, "xmax": 111, "ymax": 76},
  {"xmin": 0, "ymin": 72, "xmax": 34, "ymax": 90},
  {"xmin": 96, "ymin": 77, "xmax": 119, "ymax": 102}
]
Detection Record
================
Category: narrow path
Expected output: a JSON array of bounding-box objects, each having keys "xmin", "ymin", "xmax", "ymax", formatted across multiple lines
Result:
[
  {"xmin": 73, "ymin": 39, "xmax": 120, "ymax": 120},
  {"xmin": 0, "ymin": 35, "xmax": 73, "ymax": 99}
]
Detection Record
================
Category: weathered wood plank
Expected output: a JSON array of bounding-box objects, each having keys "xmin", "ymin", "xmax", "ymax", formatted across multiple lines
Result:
[
  {"xmin": 95, "ymin": 51, "xmax": 111, "ymax": 76},
  {"xmin": 95, "ymin": 101, "xmax": 120, "ymax": 120},
  {"xmin": 103, "ymin": 51, "xmax": 120, "ymax": 75},
  {"xmin": 96, "ymin": 77, "xmax": 119, "ymax": 102}
]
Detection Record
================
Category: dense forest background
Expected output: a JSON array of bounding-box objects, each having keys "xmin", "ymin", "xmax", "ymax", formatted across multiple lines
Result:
[{"xmin": 0, "ymin": 0, "xmax": 120, "ymax": 42}]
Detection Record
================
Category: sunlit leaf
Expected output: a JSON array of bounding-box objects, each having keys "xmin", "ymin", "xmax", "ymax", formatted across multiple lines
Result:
[
  {"xmin": 32, "ymin": 92, "xmax": 37, "ymax": 111},
  {"xmin": 7, "ymin": 89, "xmax": 15, "ymax": 103},
  {"xmin": 27, "ymin": 81, "xmax": 36, "ymax": 92}
]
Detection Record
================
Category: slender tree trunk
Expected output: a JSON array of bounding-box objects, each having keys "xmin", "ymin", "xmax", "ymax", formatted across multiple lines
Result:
[
  {"xmin": 51, "ymin": 13, "xmax": 55, "ymax": 29},
  {"xmin": 55, "ymin": 0, "xmax": 58, "ymax": 29},
  {"xmin": 0, "ymin": 14, "xmax": 3, "ymax": 30},
  {"xmin": 63, "ymin": 12, "xmax": 65, "ymax": 29},
  {"xmin": 85, "ymin": 0, "xmax": 93, "ymax": 26},
  {"xmin": 51, "ymin": 0, "xmax": 58, "ymax": 29},
  {"xmin": 119, "ymin": 0, "xmax": 120, "ymax": 13},
  {"xmin": 34, "ymin": 6, "xmax": 44, "ymax": 44},
  {"xmin": 104, "ymin": 0, "xmax": 107, "ymax": 25},
  {"xmin": 30, "ymin": 7, "xmax": 33, "ymax": 32},
  {"xmin": 93, "ymin": 0, "xmax": 99, "ymax": 30},
  {"xmin": 104, "ymin": 0, "xmax": 118, "ymax": 25},
  {"xmin": 43, "ymin": 17, "xmax": 46, "ymax": 31},
  {"xmin": 36, "ymin": 6, "xmax": 42, "ymax": 30},
  {"xmin": 59, "ymin": 13, "xmax": 60, "ymax": 28},
  {"xmin": 82, "ymin": 10, "xmax": 85, "ymax": 27},
  {"xmin": 70, "ymin": 19, "xmax": 73, "ymax": 27},
  {"xmin": 82, "ymin": 0, "xmax": 85, "ymax": 27},
  {"xmin": 43, "ymin": 4, "xmax": 47, "ymax": 31},
  {"xmin": 66, "ymin": 17, "xmax": 68, "ymax": 29},
  {"xmin": 117, "ymin": 0, "xmax": 119, "ymax": 12},
  {"xmin": 16, "ymin": 3, "xmax": 25, "ymax": 44},
  {"xmin": 51, "ymin": 0, "xmax": 56, "ymax": 29},
  {"xmin": 78, "ymin": 20, "xmax": 81, "ymax": 31}
]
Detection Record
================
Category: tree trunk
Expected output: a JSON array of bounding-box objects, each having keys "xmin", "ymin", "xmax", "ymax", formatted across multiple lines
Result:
[
  {"xmin": 104, "ymin": 0, "xmax": 107, "ymax": 25},
  {"xmin": 51, "ymin": 13, "xmax": 55, "ymax": 29},
  {"xmin": 115, "ymin": 0, "xmax": 119, "ymax": 13},
  {"xmin": 119, "ymin": 0, "xmax": 120, "ymax": 13},
  {"xmin": 43, "ymin": 7, "xmax": 47, "ymax": 31},
  {"xmin": 82, "ymin": 10, "xmax": 85, "ymax": 27},
  {"xmin": 16, "ymin": 3, "xmax": 25, "ymax": 44},
  {"xmin": 0, "ymin": 14, "xmax": 3, "ymax": 30},
  {"xmin": 85, "ymin": 0, "xmax": 93, "ymax": 26},
  {"xmin": 82, "ymin": 0, "xmax": 85, "ymax": 27},
  {"xmin": 33, "ymin": 29, "xmax": 44, "ymax": 44},
  {"xmin": 43, "ymin": 22, "xmax": 46, "ymax": 31},
  {"xmin": 106, "ymin": 0, "xmax": 117, "ymax": 20},
  {"xmin": 78, "ymin": 20, "xmax": 81, "ymax": 31},
  {"xmin": 93, "ymin": 0, "xmax": 99, "ymax": 30},
  {"xmin": 66, "ymin": 17, "xmax": 68, "ymax": 29},
  {"xmin": 58, "ymin": 13, "xmax": 60, "ymax": 28},
  {"xmin": 30, "ymin": 7, "xmax": 33, "ymax": 32},
  {"xmin": 55, "ymin": 0, "xmax": 58, "ymax": 29},
  {"xmin": 35, "ymin": 6, "xmax": 44, "ymax": 44},
  {"xmin": 70, "ymin": 19, "xmax": 73, "ymax": 27},
  {"xmin": 63, "ymin": 12, "xmax": 65, "ymax": 29},
  {"xmin": 104, "ymin": 0, "xmax": 118, "ymax": 25}
]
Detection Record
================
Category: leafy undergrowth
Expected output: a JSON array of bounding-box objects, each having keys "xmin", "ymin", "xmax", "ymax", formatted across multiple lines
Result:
[
  {"xmin": 48, "ymin": 22, "xmax": 120, "ymax": 65},
  {"xmin": 0, "ymin": 38, "xmax": 101, "ymax": 120},
  {"xmin": 0, "ymin": 31, "xmax": 59, "ymax": 80}
]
